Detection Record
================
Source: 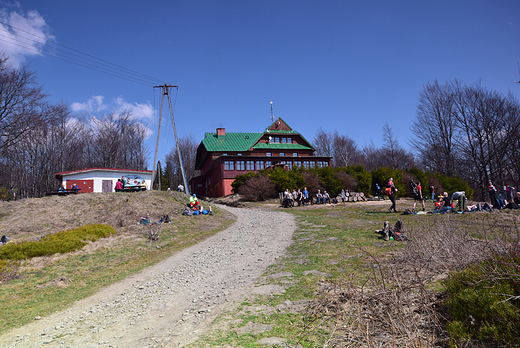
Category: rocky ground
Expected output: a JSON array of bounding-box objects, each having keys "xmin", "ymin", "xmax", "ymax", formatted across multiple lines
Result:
[{"xmin": 0, "ymin": 205, "xmax": 296, "ymax": 348}]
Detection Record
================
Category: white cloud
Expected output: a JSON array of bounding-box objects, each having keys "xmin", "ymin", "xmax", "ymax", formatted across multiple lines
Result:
[
  {"xmin": 71, "ymin": 96, "xmax": 156, "ymax": 140},
  {"xmin": 114, "ymin": 96, "xmax": 155, "ymax": 122},
  {"xmin": 0, "ymin": 5, "xmax": 54, "ymax": 66},
  {"xmin": 71, "ymin": 95, "xmax": 106, "ymax": 112}
]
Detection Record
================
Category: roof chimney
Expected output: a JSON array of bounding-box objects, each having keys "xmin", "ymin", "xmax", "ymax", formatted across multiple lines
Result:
[{"xmin": 217, "ymin": 128, "xmax": 226, "ymax": 137}]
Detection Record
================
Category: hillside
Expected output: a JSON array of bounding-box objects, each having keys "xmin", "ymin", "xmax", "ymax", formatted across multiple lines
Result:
[{"xmin": 0, "ymin": 190, "xmax": 225, "ymax": 242}]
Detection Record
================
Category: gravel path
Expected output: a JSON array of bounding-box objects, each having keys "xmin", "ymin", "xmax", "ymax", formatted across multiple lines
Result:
[{"xmin": 0, "ymin": 205, "xmax": 296, "ymax": 348}]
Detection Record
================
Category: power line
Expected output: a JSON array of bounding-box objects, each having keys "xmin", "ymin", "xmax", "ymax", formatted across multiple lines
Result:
[{"xmin": 0, "ymin": 20, "xmax": 166, "ymax": 86}]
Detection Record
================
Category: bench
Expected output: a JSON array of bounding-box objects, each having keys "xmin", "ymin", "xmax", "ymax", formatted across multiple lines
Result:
[
  {"xmin": 115, "ymin": 186, "xmax": 146, "ymax": 192},
  {"xmin": 46, "ymin": 189, "xmax": 81, "ymax": 196}
]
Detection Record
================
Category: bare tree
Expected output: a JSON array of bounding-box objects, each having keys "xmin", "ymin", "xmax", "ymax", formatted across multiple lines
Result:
[
  {"xmin": 0, "ymin": 54, "xmax": 50, "ymax": 152},
  {"xmin": 313, "ymin": 128, "xmax": 333, "ymax": 157},
  {"xmin": 410, "ymin": 80, "xmax": 459, "ymax": 176},
  {"xmin": 381, "ymin": 123, "xmax": 414, "ymax": 170},
  {"xmin": 165, "ymin": 133, "xmax": 198, "ymax": 188},
  {"xmin": 332, "ymin": 131, "xmax": 363, "ymax": 168}
]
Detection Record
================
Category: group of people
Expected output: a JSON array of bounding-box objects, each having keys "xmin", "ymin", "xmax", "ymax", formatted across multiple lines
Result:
[
  {"xmin": 282, "ymin": 187, "xmax": 348, "ymax": 208},
  {"xmin": 115, "ymin": 176, "xmax": 147, "ymax": 191},
  {"xmin": 385, "ymin": 176, "xmax": 520, "ymax": 214},
  {"xmin": 487, "ymin": 181, "xmax": 518, "ymax": 210},
  {"xmin": 183, "ymin": 193, "xmax": 212, "ymax": 215}
]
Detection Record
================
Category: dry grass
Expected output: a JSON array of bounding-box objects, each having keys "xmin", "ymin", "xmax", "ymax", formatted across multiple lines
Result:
[{"xmin": 300, "ymin": 212, "xmax": 520, "ymax": 347}]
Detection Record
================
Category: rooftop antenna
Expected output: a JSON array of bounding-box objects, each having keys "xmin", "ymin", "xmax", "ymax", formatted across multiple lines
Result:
[
  {"xmin": 512, "ymin": 62, "xmax": 520, "ymax": 84},
  {"xmin": 270, "ymin": 100, "xmax": 274, "ymax": 123}
]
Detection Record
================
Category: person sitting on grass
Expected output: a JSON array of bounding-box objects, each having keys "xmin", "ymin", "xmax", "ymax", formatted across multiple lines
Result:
[
  {"xmin": 189, "ymin": 194, "xmax": 200, "ymax": 210},
  {"xmin": 437, "ymin": 192, "xmax": 455, "ymax": 214},
  {"xmin": 140, "ymin": 213, "xmax": 150, "ymax": 225}
]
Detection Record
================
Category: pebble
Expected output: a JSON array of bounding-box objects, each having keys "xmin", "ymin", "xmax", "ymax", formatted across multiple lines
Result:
[{"xmin": 0, "ymin": 205, "xmax": 295, "ymax": 347}]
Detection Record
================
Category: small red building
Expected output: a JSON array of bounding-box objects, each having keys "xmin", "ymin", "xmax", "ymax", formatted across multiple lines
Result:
[{"xmin": 190, "ymin": 118, "xmax": 332, "ymax": 197}]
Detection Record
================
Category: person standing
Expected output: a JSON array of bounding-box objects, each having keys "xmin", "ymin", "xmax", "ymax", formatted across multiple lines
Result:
[
  {"xmin": 488, "ymin": 181, "xmax": 499, "ymax": 209},
  {"xmin": 429, "ymin": 184, "xmax": 435, "ymax": 202},
  {"xmin": 388, "ymin": 178, "xmax": 398, "ymax": 213},
  {"xmin": 7, "ymin": 187, "xmax": 15, "ymax": 201},
  {"xmin": 302, "ymin": 187, "xmax": 309, "ymax": 206},
  {"xmin": 412, "ymin": 181, "xmax": 426, "ymax": 211}
]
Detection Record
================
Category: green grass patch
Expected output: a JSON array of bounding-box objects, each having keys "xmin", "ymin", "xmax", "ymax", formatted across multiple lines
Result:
[
  {"xmin": 0, "ymin": 224, "xmax": 115, "ymax": 260},
  {"xmin": 0, "ymin": 206, "xmax": 235, "ymax": 332}
]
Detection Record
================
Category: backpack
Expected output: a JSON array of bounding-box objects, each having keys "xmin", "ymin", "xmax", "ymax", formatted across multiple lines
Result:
[
  {"xmin": 402, "ymin": 209, "xmax": 413, "ymax": 215},
  {"xmin": 409, "ymin": 180, "xmax": 418, "ymax": 195},
  {"xmin": 385, "ymin": 187, "xmax": 392, "ymax": 196}
]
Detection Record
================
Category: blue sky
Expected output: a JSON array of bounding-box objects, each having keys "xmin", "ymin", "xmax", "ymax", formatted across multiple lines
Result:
[{"xmin": 1, "ymin": 1, "xmax": 519, "ymax": 169}]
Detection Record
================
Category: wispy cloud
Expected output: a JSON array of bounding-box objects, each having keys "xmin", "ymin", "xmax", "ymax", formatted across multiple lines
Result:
[
  {"xmin": 71, "ymin": 95, "xmax": 106, "ymax": 112},
  {"xmin": 114, "ymin": 96, "xmax": 155, "ymax": 122},
  {"xmin": 71, "ymin": 95, "xmax": 155, "ymax": 139},
  {"xmin": 0, "ymin": 4, "xmax": 54, "ymax": 66}
]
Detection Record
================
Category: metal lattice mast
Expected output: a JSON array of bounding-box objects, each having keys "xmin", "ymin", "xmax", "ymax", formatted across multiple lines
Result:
[{"xmin": 152, "ymin": 84, "xmax": 190, "ymax": 196}]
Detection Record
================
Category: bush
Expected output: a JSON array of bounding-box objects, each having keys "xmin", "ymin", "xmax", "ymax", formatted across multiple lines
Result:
[
  {"xmin": 239, "ymin": 174, "xmax": 276, "ymax": 201},
  {"xmin": 0, "ymin": 259, "xmax": 19, "ymax": 283},
  {"xmin": 231, "ymin": 172, "xmax": 257, "ymax": 194},
  {"xmin": 435, "ymin": 173, "xmax": 473, "ymax": 199},
  {"xmin": 315, "ymin": 167, "xmax": 342, "ymax": 196},
  {"xmin": 444, "ymin": 255, "xmax": 520, "ymax": 346},
  {"xmin": 0, "ymin": 224, "xmax": 115, "ymax": 260},
  {"xmin": 303, "ymin": 171, "xmax": 322, "ymax": 196},
  {"xmin": 371, "ymin": 167, "xmax": 404, "ymax": 197},
  {"xmin": 335, "ymin": 171, "xmax": 357, "ymax": 192},
  {"xmin": 343, "ymin": 165, "xmax": 372, "ymax": 195}
]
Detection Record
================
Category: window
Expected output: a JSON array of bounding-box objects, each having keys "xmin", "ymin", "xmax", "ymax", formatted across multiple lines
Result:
[
  {"xmin": 256, "ymin": 161, "xmax": 264, "ymax": 170},
  {"xmin": 274, "ymin": 137, "xmax": 280, "ymax": 143},
  {"xmin": 265, "ymin": 161, "xmax": 272, "ymax": 167},
  {"xmin": 310, "ymin": 161, "xmax": 315, "ymax": 168},
  {"xmin": 293, "ymin": 153, "xmax": 297, "ymax": 157},
  {"xmin": 294, "ymin": 160, "xmax": 302, "ymax": 168},
  {"xmin": 237, "ymin": 153, "xmax": 242, "ymax": 156},
  {"xmin": 224, "ymin": 161, "xmax": 234, "ymax": 170},
  {"xmin": 246, "ymin": 160, "xmax": 255, "ymax": 171},
  {"xmin": 287, "ymin": 138, "xmax": 292, "ymax": 143},
  {"xmin": 303, "ymin": 161, "xmax": 310, "ymax": 169},
  {"xmin": 280, "ymin": 152, "xmax": 285, "ymax": 157},
  {"xmin": 285, "ymin": 161, "xmax": 293, "ymax": 170},
  {"xmin": 266, "ymin": 152, "xmax": 272, "ymax": 157},
  {"xmin": 236, "ymin": 161, "xmax": 245, "ymax": 170},
  {"xmin": 281, "ymin": 137, "xmax": 287, "ymax": 143},
  {"xmin": 223, "ymin": 153, "xmax": 228, "ymax": 156},
  {"xmin": 281, "ymin": 137, "xmax": 292, "ymax": 143},
  {"xmin": 317, "ymin": 161, "xmax": 328, "ymax": 168}
]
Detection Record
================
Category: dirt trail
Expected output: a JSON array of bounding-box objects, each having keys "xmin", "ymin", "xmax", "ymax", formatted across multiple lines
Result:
[{"xmin": 0, "ymin": 205, "xmax": 295, "ymax": 347}]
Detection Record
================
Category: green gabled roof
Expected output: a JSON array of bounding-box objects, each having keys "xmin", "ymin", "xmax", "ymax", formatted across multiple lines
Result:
[
  {"xmin": 201, "ymin": 132, "xmax": 262, "ymax": 152},
  {"xmin": 264, "ymin": 130, "xmax": 299, "ymax": 134},
  {"xmin": 252, "ymin": 143, "xmax": 313, "ymax": 150}
]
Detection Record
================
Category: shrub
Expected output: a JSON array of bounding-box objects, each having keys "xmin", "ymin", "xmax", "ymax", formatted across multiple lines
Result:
[
  {"xmin": 343, "ymin": 165, "xmax": 372, "ymax": 195},
  {"xmin": 0, "ymin": 259, "xmax": 19, "ymax": 283},
  {"xmin": 231, "ymin": 172, "xmax": 257, "ymax": 193},
  {"xmin": 0, "ymin": 224, "xmax": 115, "ymax": 260},
  {"xmin": 335, "ymin": 171, "xmax": 357, "ymax": 192},
  {"xmin": 239, "ymin": 174, "xmax": 276, "ymax": 201},
  {"xmin": 303, "ymin": 171, "xmax": 322, "ymax": 196},
  {"xmin": 371, "ymin": 167, "xmax": 404, "ymax": 197},
  {"xmin": 315, "ymin": 167, "xmax": 342, "ymax": 196},
  {"xmin": 444, "ymin": 255, "xmax": 520, "ymax": 346},
  {"xmin": 435, "ymin": 173, "xmax": 473, "ymax": 199}
]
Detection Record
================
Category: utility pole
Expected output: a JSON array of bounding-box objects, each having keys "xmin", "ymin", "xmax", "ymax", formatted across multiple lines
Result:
[{"xmin": 152, "ymin": 84, "xmax": 190, "ymax": 196}]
